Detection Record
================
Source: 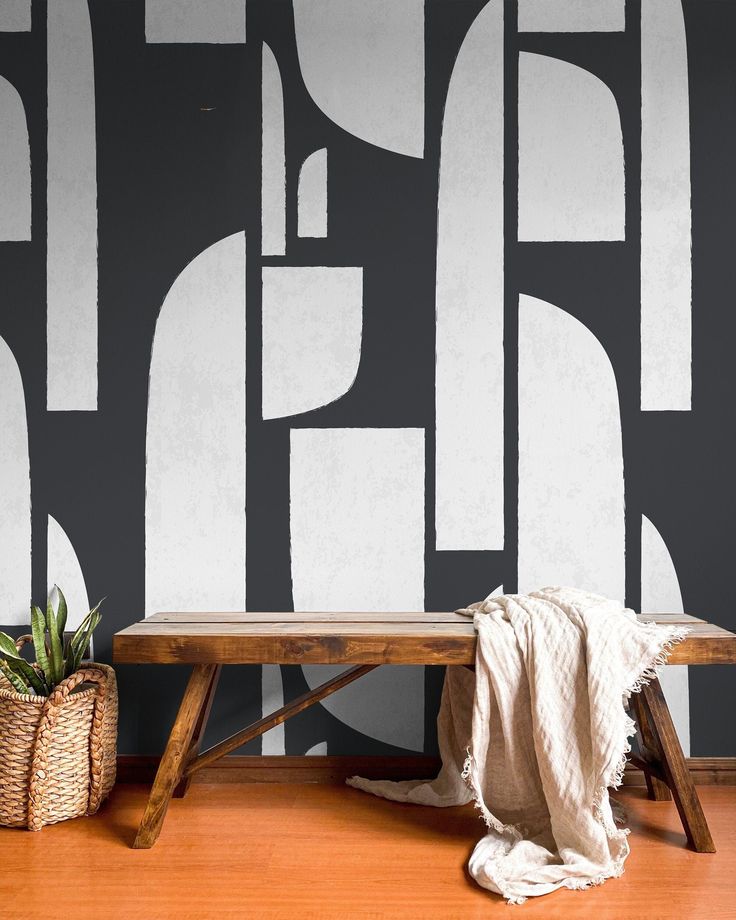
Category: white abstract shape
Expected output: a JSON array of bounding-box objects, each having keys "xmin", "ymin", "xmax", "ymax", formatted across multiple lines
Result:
[
  {"xmin": 47, "ymin": 516, "xmax": 91, "ymax": 632},
  {"xmin": 641, "ymin": 0, "xmax": 691, "ymax": 411},
  {"xmin": 146, "ymin": 233, "xmax": 246, "ymax": 616},
  {"xmin": 518, "ymin": 0, "xmax": 624, "ymax": 32},
  {"xmin": 262, "ymin": 44, "xmax": 285, "ymax": 256},
  {"xmin": 305, "ymin": 741, "xmax": 328, "ymax": 756},
  {"xmin": 0, "ymin": 77, "xmax": 31, "ymax": 240},
  {"xmin": 292, "ymin": 428, "xmax": 425, "ymax": 751},
  {"xmin": 0, "ymin": 1, "xmax": 31, "ymax": 31},
  {"xmin": 297, "ymin": 149, "xmax": 328, "ymax": 238},
  {"xmin": 518, "ymin": 52, "xmax": 625, "ymax": 241},
  {"xmin": 261, "ymin": 666, "xmax": 285, "ymax": 755},
  {"xmin": 146, "ymin": 0, "xmax": 245, "ymax": 43},
  {"xmin": 262, "ymin": 266, "xmax": 362, "ymax": 420},
  {"xmin": 47, "ymin": 0, "xmax": 98, "ymax": 411},
  {"xmin": 435, "ymin": 1, "xmax": 504, "ymax": 551},
  {"xmin": 641, "ymin": 515, "xmax": 690, "ymax": 754},
  {"xmin": 293, "ymin": 0, "xmax": 424, "ymax": 158},
  {"xmin": 0, "ymin": 337, "xmax": 31, "ymax": 626},
  {"xmin": 518, "ymin": 295, "xmax": 625, "ymax": 601}
]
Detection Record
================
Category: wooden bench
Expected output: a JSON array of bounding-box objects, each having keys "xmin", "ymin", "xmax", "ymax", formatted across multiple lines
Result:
[{"xmin": 113, "ymin": 610, "xmax": 736, "ymax": 851}]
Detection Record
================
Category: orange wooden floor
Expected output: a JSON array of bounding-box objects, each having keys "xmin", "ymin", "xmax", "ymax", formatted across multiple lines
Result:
[{"xmin": 1, "ymin": 783, "xmax": 734, "ymax": 919}]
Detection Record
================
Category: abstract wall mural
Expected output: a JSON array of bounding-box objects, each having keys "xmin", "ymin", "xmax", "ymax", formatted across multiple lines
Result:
[{"xmin": 0, "ymin": 0, "xmax": 734, "ymax": 759}]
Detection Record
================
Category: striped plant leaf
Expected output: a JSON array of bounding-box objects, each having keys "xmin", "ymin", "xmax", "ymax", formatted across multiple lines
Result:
[{"xmin": 31, "ymin": 605, "xmax": 51, "ymax": 680}]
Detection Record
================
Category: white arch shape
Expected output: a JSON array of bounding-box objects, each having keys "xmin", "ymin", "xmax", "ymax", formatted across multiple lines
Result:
[
  {"xmin": 0, "ymin": 76, "xmax": 31, "ymax": 240},
  {"xmin": 518, "ymin": 52, "xmax": 625, "ymax": 241},
  {"xmin": 0, "ymin": 336, "xmax": 31, "ymax": 625},
  {"xmin": 518, "ymin": 0, "xmax": 624, "ymax": 32},
  {"xmin": 517, "ymin": 294, "xmax": 625, "ymax": 601},
  {"xmin": 262, "ymin": 44, "xmax": 285, "ymax": 256},
  {"xmin": 146, "ymin": 232, "xmax": 246, "ymax": 616},
  {"xmin": 297, "ymin": 148, "xmax": 328, "ymax": 238},
  {"xmin": 47, "ymin": 515, "xmax": 91, "ymax": 632},
  {"xmin": 293, "ymin": 0, "xmax": 424, "ymax": 158}
]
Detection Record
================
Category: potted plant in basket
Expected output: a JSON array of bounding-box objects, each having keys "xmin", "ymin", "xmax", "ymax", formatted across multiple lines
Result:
[{"xmin": 0, "ymin": 587, "xmax": 118, "ymax": 830}]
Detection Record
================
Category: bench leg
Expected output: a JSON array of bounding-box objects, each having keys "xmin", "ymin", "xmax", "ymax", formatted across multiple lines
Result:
[
  {"xmin": 173, "ymin": 665, "xmax": 221, "ymax": 798},
  {"xmin": 637, "ymin": 677, "xmax": 716, "ymax": 853},
  {"xmin": 133, "ymin": 664, "xmax": 219, "ymax": 849},
  {"xmin": 630, "ymin": 691, "xmax": 671, "ymax": 801}
]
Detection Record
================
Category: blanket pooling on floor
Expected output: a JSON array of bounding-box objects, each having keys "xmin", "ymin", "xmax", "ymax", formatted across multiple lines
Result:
[{"xmin": 348, "ymin": 587, "xmax": 688, "ymax": 904}]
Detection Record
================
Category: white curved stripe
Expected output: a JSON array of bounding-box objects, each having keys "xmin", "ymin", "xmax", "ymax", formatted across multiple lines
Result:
[
  {"xmin": 0, "ymin": 77, "xmax": 31, "ymax": 240},
  {"xmin": 641, "ymin": 515, "xmax": 690, "ymax": 754},
  {"xmin": 292, "ymin": 428, "xmax": 425, "ymax": 751},
  {"xmin": 262, "ymin": 266, "xmax": 362, "ymax": 420},
  {"xmin": 518, "ymin": 295, "xmax": 625, "ymax": 601},
  {"xmin": 146, "ymin": 232, "xmax": 246, "ymax": 616},
  {"xmin": 518, "ymin": 52, "xmax": 624, "ymax": 241},
  {"xmin": 641, "ymin": 0, "xmax": 691, "ymax": 411},
  {"xmin": 47, "ymin": 0, "xmax": 98, "ymax": 410},
  {"xmin": 262, "ymin": 44, "xmax": 285, "ymax": 256},
  {"xmin": 0, "ymin": 2, "xmax": 31, "ymax": 31},
  {"xmin": 293, "ymin": 0, "xmax": 424, "ymax": 158},
  {"xmin": 146, "ymin": 0, "xmax": 245, "ymax": 43},
  {"xmin": 435, "ymin": 1, "xmax": 503, "ymax": 551},
  {"xmin": 0, "ymin": 337, "xmax": 31, "ymax": 625},
  {"xmin": 519, "ymin": 0, "xmax": 624, "ymax": 32},
  {"xmin": 47, "ymin": 516, "xmax": 91, "ymax": 632},
  {"xmin": 261, "ymin": 666, "xmax": 285, "ymax": 755},
  {"xmin": 297, "ymin": 149, "xmax": 328, "ymax": 238},
  {"xmin": 305, "ymin": 742, "xmax": 327, "ymax": 756}
]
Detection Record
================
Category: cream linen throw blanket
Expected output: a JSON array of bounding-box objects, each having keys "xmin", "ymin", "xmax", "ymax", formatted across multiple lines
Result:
[{"xmin": 348, "ymin": 587, "xmax": 688, "ymax": 904}]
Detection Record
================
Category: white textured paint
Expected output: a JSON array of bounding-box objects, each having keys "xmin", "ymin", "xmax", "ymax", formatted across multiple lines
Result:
[
  {"xmin": 518, "ymin": 52, "xmax": 624, "ymax": 241},
  {"xmin": 262, "ymin": 44, "xmax": 285, "ymax": 256},
  {"xmin": 293, "ymin": 0, "xmax": 424, "ymax": 158},
  {"xmin": 297, "ymin": 148, "xmax": 328, "ymax": 238},
  {"xmin": 518, "ymin": 0, "xmax": 624, "ymax": 32},
  {"xmin": 146, "ymin": 233, "xmax": 246, "ymax": 616},
  {"xmin": 47, "ymin": 0, "xmax": 98, "ymax": 410},
  {"xmin": 146, "ymin": 0, "xmax": 245, "ymax": 43},
  {"xmin": 0, "ymin": 1, "xmax": 31, "ymax": 32},
  {"xmin": 435, "ymin": 1, "xmax": 503, "ymax": 551},
  {"xmin": 261, "ymin": 666, "xmax": 285, "ymax": 755},
  {"xmin": 641, "ymin": 0, "xmax": 691, "ymax": 411},
  {"xmin": 292, "ymin": 428, "xmax": 425, "ymax": 752},
  {"xmin": 0, "ymin": 77, "xmax": 31, "ymax": 240},
  {"xmin": 0, "ymin": 337, "xmax": 31, "ymax": 626},
  {"xmin": 262, "ymin": 266, "xmax": 362, "ymax": 419},
  {"xmin": 518, "ymin": 295, "xmax": 625, "ymax": 602},
  {"xmin": 641, "ymin": 515, "xmax": 690, "ymax": 754},
  {"xmin": 47, "ymin": 516, "xmax": 90, "ymax": 632}
]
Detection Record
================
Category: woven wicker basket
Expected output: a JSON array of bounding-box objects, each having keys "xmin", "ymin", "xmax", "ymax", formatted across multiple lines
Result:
[{"xmin": 0, "ymin": 636, "xmax": 117, "ymax": 830}]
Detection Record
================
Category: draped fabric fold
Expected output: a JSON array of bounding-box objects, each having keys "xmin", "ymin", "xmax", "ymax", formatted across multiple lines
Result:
[{"xmin": 348, "ymin": 587, "xmax": 688, "ymax": 903}]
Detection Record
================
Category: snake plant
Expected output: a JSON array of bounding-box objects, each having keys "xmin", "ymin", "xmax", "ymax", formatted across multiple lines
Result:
[{"xmin": 0, "ymin": 587, "xmax": 104, "ymax": 696}]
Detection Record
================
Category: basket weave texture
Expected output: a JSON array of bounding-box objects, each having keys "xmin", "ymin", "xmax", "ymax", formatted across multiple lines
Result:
[{"xmin": 0, "ymin": 638, "xmax": 117, "ymax": 830}]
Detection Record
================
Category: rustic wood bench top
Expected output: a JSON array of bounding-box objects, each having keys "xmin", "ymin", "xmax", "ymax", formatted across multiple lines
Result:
[{"xmin": 113, "ymin": 610, "xmax": 736, "ymax": 666}]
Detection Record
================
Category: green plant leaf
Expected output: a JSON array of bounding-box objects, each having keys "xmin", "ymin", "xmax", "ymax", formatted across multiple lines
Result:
[
  {"xmin": 0, "ymin": 660, "xmax": 30, "ymax": 695},
  {"xmin": 31, "ymin": 605, "xmax": 51, "ymax": 680},
  {"xmin": 55, "ymin": 586, "xmax": 68, "ymax": 636},
  {"xmin": 46, "ymin": 604, "xmax": 64, "ymax": 685},
  {"xmin": 0, "ymin": 632, "xmax": 22, "ymax": 660},
  {"xmin": 3, "ymin": 656, "xmax": 47, "ymax": 696},
  {"xmin": 69, "ymin": 602, "xmax": 103, "ymax": 672}
]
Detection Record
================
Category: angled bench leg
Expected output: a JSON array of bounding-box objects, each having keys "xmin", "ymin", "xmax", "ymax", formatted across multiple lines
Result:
[
  {"xmin": 174, "ymin": 665, "xmax": 221, "ymax": 798},
  {"xmin": 630, "ymin": 691, "xmax": 671, "ymax": 801},
  {"xmin": 133, "ymin": 664, "xmax": 219, "ymax": 849},
  {"xmin": 638, "ymin": 678, "xmax": 716, "ymax": 853}
]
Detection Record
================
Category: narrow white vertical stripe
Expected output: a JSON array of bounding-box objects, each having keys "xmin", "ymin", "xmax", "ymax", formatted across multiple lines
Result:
[
  {"xmin": 146, "ymin": 233, "xmax": 246, "ymax": 615},
  {"xmin": 641, "ymin": 515, "xmax": 690, "ymax": 754},
  {"xmin": 297, "ymin": 149, "xmax": 328, "ymax": 238},
  {"xmin": 0, "ymin": 1, "xmax": 31, "ymax": 32},
  {"xmin": 293, "ymin": 0, "xmax": 424, "ymax": 158},
  {"xmin": 0, "ymin": 76, "xmax": 31, "ymax": 240},
  {"xmin": 0, "ymin": 336, "xmax": 31, "ymax": 626},
  {"xmin": 518, "ymin": 295, "xmax": 625, "ymax": 601},
  {"xmin": 261, "ymin": 665, "xmax": 285, "ymax": 755},
  {"xmin": 518, "ymin": 0, "xmax": 624, "ymax": 32},
  {"xmin": 261, "ymin": 266, "xmax": 362, "ymax": 419},
  {"xmin": 47, "ymin": 516, "xmax": 91, "ymax": 632},
  {"xmin": 262, "ymin": 44, "xmax": 286, "ymax": 256},
  {"xmin": 518, "ymin": 52, "xmax": 624, "ymax": 241},
  {"xmin": 292, "ymin": 428, "xmax": 425, "ymax": 752},
  {"xmin": 641, "ymin": 0, "xmax": 691, "ymax": 411},
  {"xmin": 145, "ymin": 0, "xmax": 245, "ymax": 43},
  {"xmin": 435, "ymin": 0, "xmax": 504, "ymax": 551},
  {"xmin": 47, "ymin": 0, "xmax": 98, "ymax": 411}
]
